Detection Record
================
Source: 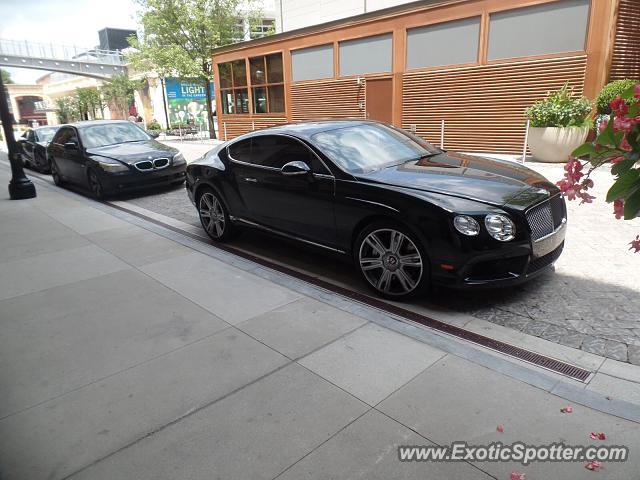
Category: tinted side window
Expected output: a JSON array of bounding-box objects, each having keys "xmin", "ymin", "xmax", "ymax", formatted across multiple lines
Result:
[
  {"xmin": 53, "ymin": 128, "xmax": 72, "ymax": 145},
  {"xmin": 228, "ymin": 138, "xmax": 252, "ymax": 162},
  {"xmin": 251, "ymin": 136, "xmax": 329, "ymax": 172},
  {"xmin": 26, "ymin": 130, "xmax": 35, "ymax": 142}
]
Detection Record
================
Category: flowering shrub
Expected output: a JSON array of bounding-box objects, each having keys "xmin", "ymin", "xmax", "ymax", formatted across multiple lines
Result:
[
  {"xmin": 525, "ymin": 83, "xmax": 592, "ymax": 128},
  {"xmin": 596, "ymin": 79, "xmax": 638, "ymax": 114},
  {"xmin": 557, "ymin": 83, "xmax": 640, "ymax": 253}
]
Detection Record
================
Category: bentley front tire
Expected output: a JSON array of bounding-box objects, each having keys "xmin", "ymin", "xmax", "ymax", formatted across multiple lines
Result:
[{"xmin": 355, "ymin": 221, "xmax": 429, "ymax": 299}]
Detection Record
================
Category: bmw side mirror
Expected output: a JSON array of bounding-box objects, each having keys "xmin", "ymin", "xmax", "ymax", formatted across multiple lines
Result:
[
  {"xmin": 281, "ymin": 161, "xmax": 311, "ymax": 176},
  {"xmin": 64, "ymin": 141, "xmax": 78, "ymax": 150}
]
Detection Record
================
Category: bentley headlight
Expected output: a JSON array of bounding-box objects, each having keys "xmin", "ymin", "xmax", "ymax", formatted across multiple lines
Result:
[
  {"xmin": 453, "ymin": 215, "xmax": 480, "ymax": 236},
  {"xmin": 173, "ymin": 152, "xmax": 186, "ymax": 165},
  {"xmin": 97, "ymin": 160, "xmax": 128, "ymax": 173},
  {"xmin": 484, "ymin": 214, "xmax": 516, "ymax": 241}
]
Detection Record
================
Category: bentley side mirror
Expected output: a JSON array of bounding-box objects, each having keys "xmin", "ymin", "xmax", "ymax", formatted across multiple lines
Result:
[
  {"xmin": 64, "ymin": 141, "xmax": 78, "ymax": 151},
  {"xmin": 281, "ymin": 161, "xmax": 311, "ymax": 176}
]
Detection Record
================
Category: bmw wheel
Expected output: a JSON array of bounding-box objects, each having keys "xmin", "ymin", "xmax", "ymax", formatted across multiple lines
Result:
[
  {"xmin": 355, "ymin": 222, "xmax": 429, "ymax": 299},
  {"xmin": 88, "ymin": 169, "xmax": 106, "ymax": 199},
  {"xmin": 198, "ymin": 188, "xmax": 235, "ymax": 241},
  {"xmin": 51, "ymin": 160, "xmax": 64, "ymax": 187}
]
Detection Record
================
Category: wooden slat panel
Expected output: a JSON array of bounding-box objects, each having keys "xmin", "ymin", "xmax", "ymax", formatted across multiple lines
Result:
[
  {"xmin": 402, "ymin": 56, "xmax": 588, "ymax": 154},
  {"xmin": 290, "ymin": 78, "xmax": 365, "ymax": 121},
  {"xmin": 218, "ymin": 117, "xmax": 288, "ymax": 140},
  {"xmin": 609, "ymin": 0, "xmax": 640, "ymax": 81}
]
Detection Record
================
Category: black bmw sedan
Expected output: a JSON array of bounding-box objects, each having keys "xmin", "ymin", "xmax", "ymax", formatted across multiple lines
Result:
[
  {"xmin": 186, "ymin": 120, "xmax": 566, "ymax": 298},
  {"xmin": 18, "ymin": 126, "xmax": 59, "ymax": 172},
  {"xmin": 48, "ymin": 120, "xmax": 186, "ymax": 198}
]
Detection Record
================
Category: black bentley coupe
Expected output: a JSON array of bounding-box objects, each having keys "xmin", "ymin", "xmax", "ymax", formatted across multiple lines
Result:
[
  {"xmin": 48, "ymin": 120, "xmax": 186, "ymax": 198},
  {"xmin": 18, "ymin": 126, "xmax": 59, "ymax": 172},
  {"xmin": 186, "ymin": 120, "xmax": 566, "ymax": 298}
]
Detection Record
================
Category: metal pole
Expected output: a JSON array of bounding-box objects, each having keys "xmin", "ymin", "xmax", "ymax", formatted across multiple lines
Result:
[
  {"xmin": 440, "ymin": 119, "xmax": 445, "ymax": 149},
  {"xmin": 160, "ymin": 77, "xmax": 170, "ymax": 130},
  {"xmin": 223, "ymin": 122, "xmax": 227, "ymax": 141},
  {"xmin": 521, "ymin": 119, "xmax": 530, "ymax": 164},
  {"xmin": 0, "ymin": 75, "xmax": 36, "ymax": 199}
]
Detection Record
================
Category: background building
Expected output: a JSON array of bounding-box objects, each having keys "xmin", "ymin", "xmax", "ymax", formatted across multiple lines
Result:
[{"xmin": 214, "ymin": 0, "xmax": 640, "ymax": 153}]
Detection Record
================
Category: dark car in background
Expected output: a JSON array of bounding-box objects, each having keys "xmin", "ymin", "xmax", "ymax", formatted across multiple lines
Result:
[
  {"xmin": 17, "ymin": 126, "xmax": 59, "ymax": 173},
  {"xmin": 186, "ymin": 120, "xmax": 566, "ymax": 299},
  {"xmin": 48, "ymin": 120, "xmax": 186, "ymax": 199}
]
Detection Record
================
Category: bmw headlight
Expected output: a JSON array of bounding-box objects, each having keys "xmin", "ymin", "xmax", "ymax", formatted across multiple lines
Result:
[
  {"xmin": 97, "ymin": 160, "xmax": 128, "ymax": 173},
  {"xmin": 453, "ymin": 215, "xmax": 480, "ymax": 236},
  {"xmin": 484, "ymin": 214, "xmax": 516, "ymax": 241},
  {"xmin": 173, "ymin": 152, "xmax": 186, "ymax": 165}
]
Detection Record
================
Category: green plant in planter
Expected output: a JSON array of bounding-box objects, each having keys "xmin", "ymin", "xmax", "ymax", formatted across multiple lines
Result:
[
  {"xmin": 147, "ymin": 120, "xmax": 162, "ymax": 131},
  {"xmin": 525, "ymin": 83, "xmax": 592, "ymax": 128},
  {"xmin": 596, "ymin": 79, "xmax": 638, "ymax": 115}
]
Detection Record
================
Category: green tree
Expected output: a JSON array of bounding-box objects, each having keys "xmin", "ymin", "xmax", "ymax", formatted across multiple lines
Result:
[
  {"xmin": 101, "ymin": 74, "xmax": 144, "ymax": 119},
  {"xmin": 0, "ymin": 68, "xmax": 14, "ymax": 85},
  {"xmin": 127, "ymin": 0, "xmax": 263, "ymax": 139},
  {"xmin": 55, "ymin": 96, "xmax": 80, "ymax": 123},
  {"xmin": 75, "ymin": 87, "xmax": 103, "ymax": 120}
]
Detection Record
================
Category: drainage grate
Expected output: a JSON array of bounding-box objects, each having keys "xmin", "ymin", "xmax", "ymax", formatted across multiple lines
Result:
[{"xmin": 106, "ymin": 201, "xmax": 592, "ymax": 383}]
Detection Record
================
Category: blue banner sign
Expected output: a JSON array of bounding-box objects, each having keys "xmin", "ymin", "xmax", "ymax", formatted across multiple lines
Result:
[{"xmin": 165, "ymin": 77, "xmax": 214, "ymax": 100}]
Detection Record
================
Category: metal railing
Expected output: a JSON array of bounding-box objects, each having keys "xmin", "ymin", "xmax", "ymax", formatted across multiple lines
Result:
[{"xmin": 0, "ymin": 38, "xmax": 125, "ymax": 65}]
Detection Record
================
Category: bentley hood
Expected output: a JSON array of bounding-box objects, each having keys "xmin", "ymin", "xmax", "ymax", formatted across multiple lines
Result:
[{"xmin": 356, "ymin": 152, "xmax": 559, "ymax": 209}]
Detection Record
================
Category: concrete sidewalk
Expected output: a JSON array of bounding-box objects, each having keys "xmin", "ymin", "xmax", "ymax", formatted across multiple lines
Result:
[{"xmin": 0, "ymin": 164, "xmax": 639, "ymax": 479}]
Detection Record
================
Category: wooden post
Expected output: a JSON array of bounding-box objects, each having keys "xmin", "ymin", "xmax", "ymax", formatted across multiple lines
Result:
[{"xmin": 440, "ymin": 119, "xmax": 445, "ymax": 149}]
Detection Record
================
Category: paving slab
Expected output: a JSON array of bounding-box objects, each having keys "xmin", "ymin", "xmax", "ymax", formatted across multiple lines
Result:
[
  {"xmin": 276, "ymin": 409, "xmax": 492, "ymax": 480},
  {"xmin": 585, "ymin": 373, "xmax": 640, "ymax": 406},
  {"xmin": 85, "ymin": 224, "xmax": 193, "ymax": 267},
  {"xmin": 237, "ymin": 296, "xmax": 368, "ymax": 359},
  {"xmin": 299, "ymin": 323, "xmax": 445, "ymax": 405},
  {"xmin": 72, "ymin": 364, "xmax": 368, "ymax": 480},
  {"xmin": 379, "ymin": 355, "xmax": 640, "ymax": 479},
  {"xmin": 0, "ymin": 328, "xmax": 287, "ymax": 480},
  {"xmin": 0, "ymin": 244, "xmax": 130, "ymax": 301},
  {"xmin": 140, "ymin": 252, "xmax": 301, "ymax": 324},
  {"xmin": 0, "ymin": 269, "xmax": 228, "ymax": 418}
]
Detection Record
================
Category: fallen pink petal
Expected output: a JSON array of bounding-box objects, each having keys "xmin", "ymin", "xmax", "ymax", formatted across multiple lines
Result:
[
  {"xmin": 585, "ymin": 460, "xmax": 603, "ymax": 471},
  {"xmin": 560, "ymin": 406, "xmax": 573, "ymax": 413},
  {"xmin": 510, "ymin": 471, "xmax": 527, "ymax": 480},
  {"xmin": 497, "ymin": 425, "xmax": 504, "ymax": 433}
]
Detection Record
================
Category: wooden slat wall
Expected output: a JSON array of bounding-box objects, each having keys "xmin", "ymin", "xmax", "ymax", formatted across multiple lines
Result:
[
  {"xmin": 609, "ymin": 0, "xmax": 640, "ymax": 81},
  {"xmin": 402, "ymin": 56, "xmax": 588, "ymax": 154},
  {"xmin": 290, "ymin": 78, "xmax": 365, "ymax": 121},
  {"xmin": 219, "ymin": 117, "xmax": 288, "ymax": 140}
]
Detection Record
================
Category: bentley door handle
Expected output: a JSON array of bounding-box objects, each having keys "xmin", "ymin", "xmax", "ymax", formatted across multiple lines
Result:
[{"xmin": 243, "ymin": 177, "xmax": 258, "ymax": 183}]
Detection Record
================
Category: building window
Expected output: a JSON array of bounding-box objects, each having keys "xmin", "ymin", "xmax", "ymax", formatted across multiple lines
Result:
[
  {"xmin": 407, "ymin": 17, "xmax": 480, "ymax": 69},
  {"xmin": 488, "ymin": 0, "xmax": 590, "ymax": 61},
  {"xmin": 339, "ymin": 33, "xmax": 392, "ymax": 77},
  {"xmin": 219, "ymin": 60, "xmax": 249, "ymax": 114},
  {"xmin": 249, "ymin": 53, "xmax": 285, "ymax": 114},
  {"xmin": 291, "ymin": 44, "xmax": 334, "ymax": 81},
  {"xmin": 251, "ymin": 19, "xmax": 275, "ymax": 39}
]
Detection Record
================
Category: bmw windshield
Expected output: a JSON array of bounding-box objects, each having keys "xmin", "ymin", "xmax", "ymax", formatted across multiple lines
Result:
[{"xmin": 82, "ymin": 123, "xmax": 151, "ymax": 148}]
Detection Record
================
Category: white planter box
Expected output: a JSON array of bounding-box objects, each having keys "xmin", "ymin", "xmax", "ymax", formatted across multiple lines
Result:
[{"xmin": 527, "ymin": 126, "xmax": 590, "ymax": 163}]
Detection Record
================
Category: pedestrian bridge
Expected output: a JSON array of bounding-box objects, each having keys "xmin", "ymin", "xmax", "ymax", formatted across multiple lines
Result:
[{"xmin": 0, "ymin": 39, "xmax": 127, "ymax": 79}]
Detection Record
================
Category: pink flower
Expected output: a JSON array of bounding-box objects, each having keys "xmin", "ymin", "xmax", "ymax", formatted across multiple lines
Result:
[
  {"xmin": 610, "ymin": 96, "xmax": 629, "ymax": 116},
  {"xmin": 614, "ymin": 199, "xmax": 624, "ymax": 219},
  {"xmin": 613, "ymin": 116, "xmax": 635, "ymax": 134},
  {"xmin": 598, "ymin": 119, "xmax": 609, "ymax": 133},
  {"xmin": 620, "ymin": 136, "xmax": 632, "ymax": 152},
  {"xmin": 590, "ymin": 432, "xmax": 607, "ymax": 440},
  {"xmin": 630, "ymin": 235, "xmax": 640, "ymax": 253},
  {"xmin": 635, "ymin": 84, "xmax": 640, "ymax": 100}
]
